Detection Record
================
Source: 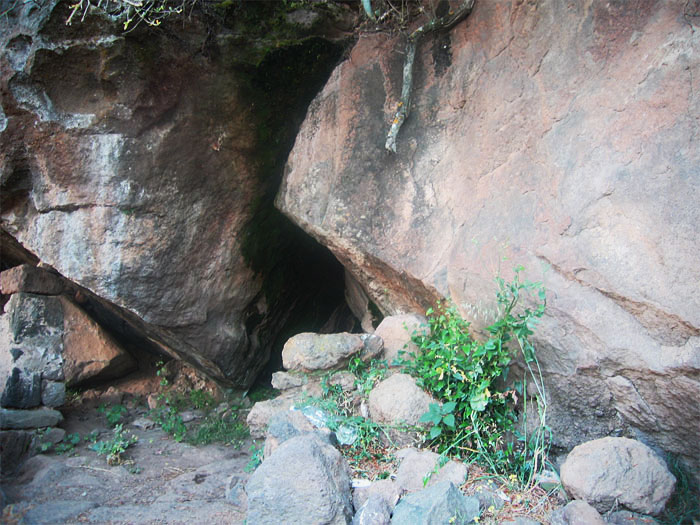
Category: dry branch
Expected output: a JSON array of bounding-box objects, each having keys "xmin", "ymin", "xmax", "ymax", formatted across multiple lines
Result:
[{"xmin": 385, "ymin": 0, "xmax": 476, "ymax": 153}]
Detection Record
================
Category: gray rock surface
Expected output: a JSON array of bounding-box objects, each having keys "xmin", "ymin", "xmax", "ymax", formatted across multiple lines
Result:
[
  {"xmin": 549, "ymin": 500, "xmax": 606, "ymax": 525},
  {"xmin": 390, "ymin": 481, "xmax": 479, "ymax": 525},
  {"xmin": 246, "ymin": 434, "xmax": 353, "ymax": 525},
  {"xmin": 263, "ymin": 409, "xmax": 316, "ymax": 458},
  {"xmin": 394, "ymin": 447, "xmax": 468, "ymax": 494},
  {"xmin": 0, "ymin": 430, "xmax": 34, "ymax": 475},
  {"xmin": 374, "ymin": 314, "xmax": 428, "ymax": 366},
  {"xmin": 245, "ymin": 393, "xmax": 297, "ymax": 439},
  {"xmin": 560, "ymin": 437, "xmax": 676, "ymax": 515},
  {"xmin": 368, "ymin": 374, "xmax": 435, "ymax": 427},
  {"xmin": 270, "ymin": 370, "xmax": 308, "ymax": 390},
  {"xmin": 606, "ymin": 510, "xmax": 660, "ymax": 525},
  {"xmin": 352, "ymin": 478, "xmax": 401, "ymax": 512},
  {"xmin": 352, "ymin": 494, "xmax": 391, "ymax": 525},
  {"xmin": 0, "ymin": 407, "xmax": 63, "ymax": 429},
  {"xmin": 282, "ymin": 332, "xmax": 383, "ymax": 372}
]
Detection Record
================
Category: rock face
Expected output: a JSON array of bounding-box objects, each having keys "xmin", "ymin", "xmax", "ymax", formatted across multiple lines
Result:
[
  {"xmin": 278, "ymin": 0, "xmax": 700, "ymax": 474},
  {"xmin": 560, "ymin": 437, "xmax": 676, "ymax": 515},
  {"xmin": 0, "ymin": 1, "xmax": 350, "ymax": 387},
  {"xmin": 374, "ymin": 314, "xmax": 427, "ymax": 366},
  {"xmin": 245, "ymin": 434, "xmax": 353, "ymax": 525}
]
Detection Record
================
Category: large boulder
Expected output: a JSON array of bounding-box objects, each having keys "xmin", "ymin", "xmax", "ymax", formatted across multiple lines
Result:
[
  {"xmin": 0, "ymin": 1, "xmax": 351, "ymax": 388},
  {"xmin": 560, "ymin": 437, "xmax": 676, "ymax": 515},
  {"xmin": 368, "ymin": 373, "xmax": 435, "ymax": 426},
  {"xmin": 282, "ymin": 332, "xmax": 383, "ymax": 372},
  {"xmin": 246, "ymin": 434, "xmax": 353, "ymax": 525},
  {"xmin": 277, "ymin": 0, "xmax": 700, "ymax": 476}
]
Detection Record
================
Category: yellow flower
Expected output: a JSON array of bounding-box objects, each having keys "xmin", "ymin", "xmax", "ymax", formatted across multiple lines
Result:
[{"xmin": 488, "ymin": 505, "xmax": 495, "ymax": 513}]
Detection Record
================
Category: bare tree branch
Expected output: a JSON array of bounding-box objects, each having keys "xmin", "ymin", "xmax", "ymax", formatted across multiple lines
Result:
[{"xmin": 385, "ymin": 0, "xmax": 475, "ymax": 153}]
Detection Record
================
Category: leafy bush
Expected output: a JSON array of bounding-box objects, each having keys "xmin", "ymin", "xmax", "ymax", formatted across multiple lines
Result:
[
  {"xmin": 98, "ymin": 403, "xmax": 128, "ymax": 427},
  {"xmin": 401, "ymin": 267, "xmax": 549, "ymax": 483}
]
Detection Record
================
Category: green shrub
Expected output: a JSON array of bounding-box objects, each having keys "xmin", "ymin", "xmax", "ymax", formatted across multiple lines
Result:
[
  {"xmin": 401, "ymin": 267, "xmax": 549, "ymax": 484},
  {"xmin": 90, "ymin": 424, "xmax": 138, "ymax": 465}
]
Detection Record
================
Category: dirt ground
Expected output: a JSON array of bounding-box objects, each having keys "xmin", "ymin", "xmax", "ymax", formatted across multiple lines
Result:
[{"xmin": 1, "ymin": 400, "xmax": 255, "ymax": 525}]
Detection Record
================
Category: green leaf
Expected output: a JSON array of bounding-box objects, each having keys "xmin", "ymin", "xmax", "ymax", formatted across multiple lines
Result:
[
  {"xmin": 442, "ymin": 401, "xmax": 457, "ymax": 413},
  {"xmin": 429, "ymin": 426, "xmax": 442, "ymax": 439},
  {"xmin": 442, "ymin": 414, "xmax": 455, "ymax": 428}
]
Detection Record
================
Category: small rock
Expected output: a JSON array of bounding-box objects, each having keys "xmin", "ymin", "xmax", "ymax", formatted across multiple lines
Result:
[
  {"xmin": 263, "ymin": 410, "xmax": 315, "ymax": 458},
  {"xmin": 225, "ymin": 475, "xmax": 247, "ymax": 509},
  {"xmin": 560, "ymin": 437, "xmax": 676, "ymax": 515},
  {"xmin": 271, "ymin": 371, "xmax": 308, "ymax": 390},
  {"xmin": 0, "ymin": 264, "xmax": 64, "ymax": 296},
  {"xmin": 500, "ymin": 518, "xmax": 541, "ymax": 525},
  {"xmin": 327, "ymin": 371, "xmax": 357, "ymax": 392},
  {"xmin": 146, "ymin": 394, "xmax": 161, "ymax": 410},
  {"xmin": 246, "ymin": 434, "xmax": 353, "ymax": 525},
  {"xmin": 468, "ymin": 480, "xmax": 506, "ymax": 511},
  {"xmin": 40, "ymin": 380, "xmax": 65, "ymax": 408},
  {"xmin": 352, "ymin": 494, "xmax": 391, "ymax": 525},
  {"xmin": 394, "ymin": 448, "xmax": 468, "ymax": 493},
  {"xmin": 606, "ymin": 510, "xmax": 660, "ymax": 525},
  {"xmin": 549, "ymin": 500, "xmax": 606, "ymax": 525},
  {"xmin": 179, "ymin": 410, "xmax": 204, "ymax": 423},
  {"xmin": 0, "ymin": 407, "xmax": 63, "ymax": 429},
  {"xmin": 35, "ymin": 427, "xmax": 65, "ymax": 447},
  {"xmin": 246, "ymin": 394, "xmax": 297, "ymax": 438},
  {"xmin": 353, "ymin": 478, "xmax": 401, "ymax": 511},
  {"xmin": 368, "ymin": 374, "xmax": 435, "ymax": 427},
  {"xmin": 390, "ymin": 480, "xmax": 479, "ymax": 524},
  {"xmin": 131, "ymin": 417, "xmax": 155, "ymax": 430},
  {"xmin": 374, "ymin": 314, "xmax": 428, "ymax": 366}
]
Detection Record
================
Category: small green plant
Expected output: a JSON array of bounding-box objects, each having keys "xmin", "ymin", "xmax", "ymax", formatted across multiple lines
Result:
[
  {"xmin": 401, "ymin": 267, "xmax": 549, "ymax": 484},
  {"xmin": 348, "ymin": 357, "xmax": 388, "ymax": 396},
  {"xmin": 90, "ymin": 424, "xmax": 138, "ymax": 465},
  {"xmin": 55, "ymin": 433, "xmax": 82, "ymax": 455},
  {"xmin": 245, "ymin": 442, "xmax": 264, "ymax": 472},
  {"xmin": 98, "ymin": 404, "xmax": 128, "ymax": 427},
  {"xmin": 156, "ymin": 360, "xmax": 169, "ymax": 387},
  {"xmin": 188, "ymin": 411, "xmax": 248, "ymax": 447},
  {"xmin": 150, "ymin": 404, "xmax": 187, "ymax": 442}
]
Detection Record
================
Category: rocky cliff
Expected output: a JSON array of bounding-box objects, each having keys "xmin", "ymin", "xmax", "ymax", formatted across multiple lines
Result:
[
  {"xmin": 1, "ymin": 1, "xmax": 354, "ymax": 386},
  {"xmin": 278, "ymin": 0, "xmax": 700, "ymax": 473}
]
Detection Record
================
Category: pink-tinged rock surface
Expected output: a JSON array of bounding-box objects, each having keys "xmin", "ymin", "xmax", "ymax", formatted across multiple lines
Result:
[{"xmin": 278, "ymin": 0, "xmax": 700, "ymax": 474}]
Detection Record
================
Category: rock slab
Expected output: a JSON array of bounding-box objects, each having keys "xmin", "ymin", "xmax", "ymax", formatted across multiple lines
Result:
[
  {"xmin": 282, "ymin": 332, "xmax": 383, "ymax": 372},
  {"xmin": 560, "ymin": 437, "xmax": 676, "ymax": 515}
]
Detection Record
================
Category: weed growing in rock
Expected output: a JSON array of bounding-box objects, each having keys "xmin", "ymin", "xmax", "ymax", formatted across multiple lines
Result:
[
  {"xmin": 401, "ymin": 267, "xmax": 549, "ymax": 485},
  {"xmin": 245, "ymin": 442, "xmax": 264, "ymax": 473},
  {"xmin": 36, "ymin": 431, "xmax": 81, "ymax": 455},
  {"xmin": 348, "ymin": 357, "xmax": 388, "ymax": 396},
  {"xmin": 90, "ymin": 424, "xmax": 138, "ymax": 465}
]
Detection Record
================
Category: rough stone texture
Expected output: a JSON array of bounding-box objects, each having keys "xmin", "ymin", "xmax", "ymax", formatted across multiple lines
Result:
[
  {"xmin": 0, "ymin": 264, "xmax": 64, "ymax": 296},
  {"xmin": 270, "ymin": 370, "xmax": 308, "ymax": 390},
  {"xmin": 368, "ymin": 374, "xmax": 435, "ymax": 426},
  {"xmin": 352, "ymin": 494, "xmax": 391, "ymax": 525},
  {"xmin": 390, "ymin": 481, "xmax": 479, "ymax": 525},
  {"xmin": 328, "ymin": 370, "xmax": 357, "ymax": 392},
  {"xmin": 246, "ymin": 434, "xmax": 353, "ymax": 525},
  {"xmin": 374, "ymin": 314, "xmax": 428, "ymax": 366},
  {"xmin": 0, "ymin": 430, "xmax": 34, "ymax": 475},
  {"xmin": 40, "ymin": 380, "xmax": 65, "ymax": 407},
  {"xmin": 60, "ymin": 297, "xmax": 135, "ymax": 386},
  {"xmin": 246, "ymin": 394, "xmax": 298, "ymax": 439},
  {"xmin": 606, "ymin": 510, "xmax": 660, "ymax": 525},
  {"xmin": 0, "ymin": 407, "xmax": 63, "ymax": 429},
  {"xmin": 277, "ymin": 0, "xmax": 700, "ymax": 475},
  {"xmin": 500, "ymin": 519, "xmax": 541, "ymax": 525},
  {"xmin": 560, "ymin": 437, "xmax": 676, "ymax": 515},
  {"xmin": 549, "ymin": 500, "xmax": 606, "ymax": 525},
  {"xmin": 352, "ymin": 478, "xmax": 401, "ymax": 512},
  {"xmin": 282, "ymin": 332, "xmax": 383, "ymax": 372},
  {"xmin": 394, "ymin": 447, "xmax": 468, "ymax": 494},
  {"xmin": 0, "ymin": 1, "xmax": 350, "ymax": 389},
  {"xmin": 263, "ymin": 409, "xmax": 315, "ymax": 458}
]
